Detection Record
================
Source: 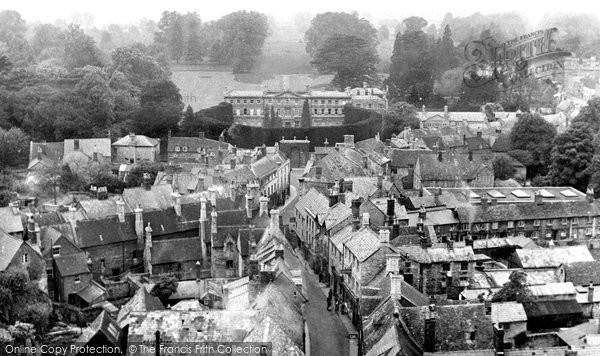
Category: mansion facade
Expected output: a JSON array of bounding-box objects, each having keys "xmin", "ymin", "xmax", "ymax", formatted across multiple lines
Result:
[{"xmin": 224, "ymin": 85, "xmax": 387, "ymax": 127}]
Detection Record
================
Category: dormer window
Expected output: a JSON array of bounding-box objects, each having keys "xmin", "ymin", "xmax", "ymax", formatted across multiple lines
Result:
[
  {"xmin": 175, "ymin": 146, "xmax": 181, "ymax": 152},
  {"xmin": 182, "ymin": 146, "xmax": 188, "ymax": 152},
  {"xmin": 52, "ymin": 246, "xmax": 61, "ymax": 256},
  {"xmin": 74, "ymin": 139, "xmax": 80, "ymax": 150}
]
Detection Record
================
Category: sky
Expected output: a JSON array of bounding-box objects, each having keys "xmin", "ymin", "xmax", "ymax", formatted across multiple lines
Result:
[{"xmin": 2, "ymin": 0, "xmax": 600, "ymax": 26}]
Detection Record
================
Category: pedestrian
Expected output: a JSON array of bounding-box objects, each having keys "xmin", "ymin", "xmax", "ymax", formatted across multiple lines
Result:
[
  {"xmin": 335, "ymin": 299, "xmax": 340, "ymax": 312},
  {"xmin": 326, "ymin": 296, "xmax": 332, "ymax": 311}
]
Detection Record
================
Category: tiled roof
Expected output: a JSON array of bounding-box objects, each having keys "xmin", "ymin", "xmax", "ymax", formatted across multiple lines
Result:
[
  {"xmin": 295, "ymin": 188, "xmax": 329, "ymax": 219},
  {"xmin": 330, "ymin": 225, "xmax": 354, "ymax": 251},
  {"xmin": 0, "ymin": 207, "xmax": 24, "ymax": 234},
  {"xmin": 312, "ymin": 150, "xmax": 366, "ymax": 181},
  {"xmin": 54, "ymin": 252, "xmax": 90, "ymax": 276},
  {"xmin": 345, "ymin": 227, "xmax": 381, "ymax": 262},
  {"xmin": 482, "ymin": 268, "xmax": 558, "ymax": 288},
  {"xmin": 390, "ymin": 149, "xmax": 427, "ymax": 168},
  {"xmin": 76, "ymin": 311, "xmax": 121, "ymax": 345},
  {"xmin": 167, "ymin": 136, "xmax": 228, "ymax": 152},
  {"xmin": 79, "ymin": 197, "xmax": 133, "ymax": 220},
  {"xmin": 251, "ymin": 153, "xmax": 285, "ymax": 179},
  {"xmin": 397, "ymin": 245, "xmax": 486, "ymax": 264},
  {"xmin": 75, "ymin": 280, "xmax": 106, "ymax": 304},
  {"xmin": 371, "ymin": 198, "xmax": 409, "ymax": 221},
  {"xmin": 407, "ymin": 208, "xmax": 458, "ymax": 226},
  {"xmin": 122, "ymin": 185, "xmax": 174, "ymax": 211},
  {"xmin": 75, "ymin": 215, "xmax": 137, "ymax": 248},
  {"xmin": 515, "ymin": 246, "xmax": 595, "ymax": 268},
  {"xmin": 523, "ymin": 299, "xmax": 583, "ymax": 318},
  {"xmin": 465, "ymin": 136, "xmax": 491, "ymax": 151},
  {"xmin": 34, "ymin": 211, "xmax": 66, "ymax": 227},
  {"xmin": 117, "ymin": 287, "xmax": 165, "ymax": 327},
  {"xmin": 64, "ymin": 138, "xmax": 111, "ymax": 158},
  {"xmin": 400, "ymin": 303, "xmax": 494, "ymax": 352},
  {"xmin": 151, "ymin": 238, "xmax": 203, "ymax": 265},
  {"xmin": 356, "ymin": 137, "xmax": 385, "ymax": 154},
  {"xmin": 418, "ymin": 153, "xmax": 492, "ymax": 181},
  {"xmin": 491, "ymin": 302, "xmax": 527, "ymax": 324},
  {"xmin": 112, "ymin": 134, "xmax": 158, "ymax": 147},
  {"xmin": 491, "ymin": 135, "xmax": 511, "ymax": 152},
  {"xmin": 565, "ymin": 261, "xmax": 600, "ymax": 286},
  {"xmin": 0, "ymin": 230, "xmax": 22, "ymax": 270},
  {"xmin": 322, "ymin": 203, "xmax": 352, "ymax": 231},
  {"xmin": 456, "ymin": 200, "xmax": 600, "ymax": 223},
  {"xmin": 557, "ymin": 319, "xmax": 600, "ymax": 347}
]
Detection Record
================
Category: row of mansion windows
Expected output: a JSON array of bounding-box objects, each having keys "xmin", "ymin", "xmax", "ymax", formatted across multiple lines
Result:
[
  {"xmin": 229, "ymin": 98, "xmax": 349, "ymax": 105},
  {"xmin": 461, "ymin": 216, "xmax": 595, "ymax": 231},
  {"xmin": 235, "ymin": 107, "xmax": 345, "ymax": 116}
]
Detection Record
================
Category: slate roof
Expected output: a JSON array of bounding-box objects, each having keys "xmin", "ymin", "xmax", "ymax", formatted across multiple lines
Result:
[
  {"xmin": 312, "ymin": 150, "xmax": 366, "ymax": 181},
  {"xmin": 64, "ymin": 138, "xmax": 112, "ymax": 158},
  {"xmin": 464, "ymin": 136, "xmax": 491, "ymax": 151},
  {"xmin": 406, "ymin": 208, "xmax": 459, "ymax": 226},
  {"xmin": 0, "ymin": 230, "xmax": 23, "ymax": 270},
  {"xmin": 515, "ymin": 246, "xmax": 595, "ymax": 269},
  {"xmin": 0, "ymin": 207, "xmax": 25, "ymax": 234},
  {"xmin": 122, "ymin": 185, "xmax": 174, "ymax": 211},
  {"xmin": 557, "ymin": 319, "xmax": 600, "ymax": 347},
  {"xmin": 33, "ymin": 211, "xmax": 66, "ymax": 227},
  {"xmin": 397, "ymin": 245, "xmax": 486, "ymax": 264},
  {"xmin": 75, "ymin": 280, "xmax": 106, "ymax": 304},
  {"xmin": 251, "ymin": 152, "xmax": 285, "ymax": 179},
  {"xmin": 356, "ymin": 137, "xmax": 386, "ymax": 154},
  {"xmin": 491, "ymin": 135, "xmax": 512, "ymax": 152},
  {"xmin": 151, "ymin": 238, "xmax": 203, "ymax": 265},
  {"xmin": 112, "ymin": 134, "xmax": 158, "ymax": 147},
  {"xmin": 167, "ymin": 136, "xmax": 229, "ymax": 152},
  {"xmin": 523, "ymin": 299, "xmax": 583, "ymax": 317},
  {"xmin": 491, "ymin": 302, "xmax": 527, "ymax": 324},
  {"xmin": 79, "ymin": 197, "xmax": 133, "ymax": 220},
  {"xmin": 75, "ymin": 215, "xmax": 137, "ymax": 248},
  {"xmin": 529, "ymin": 282, "xmax": 577, "ymax": 297},
  {"xmin": 565, "ymin": 261, "xmax": 600, "ymax": 286},
  {"xmin": 322, "ymin": 203, "xmax": 352, "ymax": 231},
  {"xmin": 456, "ymin": 201, "xmax": 600, "ymax": 223},
  {"xmin": 390, "ymin": 149, "xmax": 427, "ymax": 168},
  {"xmin": 295, "ymin": 188, "xmax": 329, "ymax": 219},
  {"xmin": 76, "ymin": 311, "xmax": 121, "ymax": 345},
  {"xmin": 330, "ymin": 225, "xmax": 354, "ymax": 251},
  {"xmin": 54, "ymin": 252, "xmax": 90, "ymax": 277},
  {"xmin": 400, "ymin": 303, "xmax": 494, "ymax": 352},
  {"xmin": 417, "ymin": 153, "xmax": 492, "ymax": 182},
  {"xmin": 345, "ymin": 227, "xmax": 381, "ymax": 262}
]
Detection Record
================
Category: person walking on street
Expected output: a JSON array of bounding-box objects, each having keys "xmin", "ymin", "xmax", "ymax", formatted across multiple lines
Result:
[
  {"xmin": 335, "ymin": 299, "xmax": 340, "ymax": 313},
  {"xmin": 326, "ymin": 295, "xmax": 332, "ymax": 311}
]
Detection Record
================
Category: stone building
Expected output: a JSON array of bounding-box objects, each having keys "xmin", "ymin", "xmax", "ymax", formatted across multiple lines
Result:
[
  {"xmin": 167, "ymin": 132, "xmax": 229, "ymax": 165},
  {"xmin": 111, "ymin": 133, "xmax": 160, "ymax": 164}
]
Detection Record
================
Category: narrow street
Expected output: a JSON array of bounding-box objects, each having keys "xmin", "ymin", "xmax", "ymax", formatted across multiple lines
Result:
[{"xmin": 302, "ymin": 263, "xmax": 350, "ymax": 356}]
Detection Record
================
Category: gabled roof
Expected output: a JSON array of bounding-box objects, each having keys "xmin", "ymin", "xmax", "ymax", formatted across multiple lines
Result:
[
  {"xmin": 29, "ymin": 141, "xmax": 64, "ymax": 162},
  {"xmin": 75, "ymin": 215, "xmax": 137, "ymax": 248},
  {"xmin": 76, "ymin": 311, "xmax": 121, "ymax": 345},
  {"xmin": 390, "ymin": 149, "xmax": 427, "ymax": 168},
  {"xmin": 456, "ymin": 200, "xmax": 600, "ymax": 223},
  {"xmin": 295, "ymin": 188, "xmax": 329, "ymax": 219},
  {"xmin": 112, "ymin": 134, "xmax": 158, "ymax": 147},
  {"xmin": 344, "ymin": 227, "xmax": 381, "ymax": 262},
  {"xmin": 75, "ymin": 280, "xmax": 106, "ymax": 304},
  {"xmin": 491, "ymin": 302, "xmax": 527, "ymax": 324},
  {"xmin": 491, "ymin": 135, "xmax": 511, "ymax": 152},
  {"xmin": 418, "ymin": 153, "xmax": 492, "ymax": 181},
  {"xmin": 565, "ymin": 261, "xmax": 600, "ymax": 286},
  {"xmin": 397, "ymin": 245, "xmax": 485, "ymax": 264},
  {"xmin": 122, "ymin": 185, "xmax": 174, "ymax": 211},
  {"xmin": 523, "ymin": 299, "xmax": 582, "ymax": 318},
  {"xmin": 79, "ymin": 197, "xmax": 133, "ymax": 220},
  {"xmin": 251, "ymin": 152, "xmax": 286, "ymax": 179},
  {"xmin": 0, "ymin": 230, "xmax": 23, "ymax": 270},
  {"xmin": 151, "ymin": 238, "xmax": 203, "ymax": 265},
  {"xmin": 0, "ymin": 207, "xmax": 25, "ymax": 234},
  {"xmin": 515, "ymin": 246, "xmax": 595, "ymax": 268},
  {"xmin": 117, "ymin": 286, "xmax": 165, "ymax": 327},
  {"xmin": 322, "ymin": 203, "xmax": 352, "ymax": 231},
  {"xmin": 54, "ymin": 252, "xmax": 90, "ymax": 277}
]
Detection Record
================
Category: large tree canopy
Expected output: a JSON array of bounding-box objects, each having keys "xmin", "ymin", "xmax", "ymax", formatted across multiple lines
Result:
[
  {"xmin": 509, "ymin": 113, "xmax": 557, "ymax": 177},
  {"xmin": 311, "ymin": 34, "xmax": 379, "ymax": 90},
  {"xmin": 304, "ymin": 12, "xmax": 378, "ymax": 57}
]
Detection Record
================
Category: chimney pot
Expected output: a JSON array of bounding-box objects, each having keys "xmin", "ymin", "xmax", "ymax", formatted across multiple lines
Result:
[
  {"xmin": 379, "ymin": 229, "xmax": 390, "ymax": 244},
  {"xmin": 362, "ymin": 212, "xmax": 370, "ymax": 227}
]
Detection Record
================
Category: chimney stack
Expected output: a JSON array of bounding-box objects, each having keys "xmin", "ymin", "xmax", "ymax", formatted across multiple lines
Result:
[
  {"xmin": 390, "ymin": 273, "xmax": 404, "ymax": 300},
  {"xmin": 386, "ymin": 198, "xmax": 395, "ymax": 221},
  {"xmin": 344, "ymin": 135, "xmax": 355, "ymax": 148},
  {"xmin": 116, "ymin": 198, "xmax": 125, "ymax": 223},
  {"xmin": 481, "ymin": 196, "xmax": 488, "ymax": 209},
  {"xmin": 444, "ymin": 105, "xmax": 448, "ymax": 116},
  {"xmin": 377, "ymin": 173, "xmax": 383, "ymax": 192},
  {"xmin": 92, "ymin": 145, "xmax": 98, "ymax": 162},
  {"xmin": 362, "ymin": 212, "xmax": 370, "ymax": 227},
  {"xmin": 26, "ymin": 213, "xmax": 35, "ymax": 242},
  {"xmin": 328, "ymin": 189, "xmax": 338, "ymax": 207},
  {"xmin": 315, "ymin": 166, "xmax": 322, "ymax": 179},
  {"xmin": 438, "ymin": 151, "xmax": 443, "ymax": 161},
  {"xmin": 211, "ymin": 210, "xmax": 218, "ymax": 234},
  {"xmin": 135, "ymin": 205, "xmax": 144, "ymax": 250},
  {"xmin": 424, "ymin": 302, "xmax": 437, "ymax": 352},
  {"xmin": 142, "ymin": 173, "xmax": 152, "ymax": 191},
  {"xmin": 352, "ymin": 198, "xmax": 361, "ymax": 231},
  {"xmin": 392, "ymin": 223, "xmax": 400, "ymax": 239},
  {"xmin": 587, "ymin": 187, "xmax": 595, "ymax": 203},
  {"xmin": 245, "ymin": 190, "xmax": 254, "ymax": 219},
  {"xmin": 379, "ymin": 229, "xmax": 390, "ymax": 244},
  {"xmin": 386, "ymin": 254, "xmax": 401, "ymax": 274},
  {"xmin": 10, "ymin": 201, "xmax": 19, "ymax": 215},
  {"xmin": 270, "ymin": 209, "xmax": 280, "ymax": 229},
  {"xmin": 589, "ymin": 282, "xmax": 595, "ymax": 303},
  {"xmin": 259, "ymin": 196, "xmax": 269, "ymax": 216},
  {"xmin": 434, "ymin": 188, "xmax": 442, "ymax": 206},
  {"xmin": 144, "ymin": 222, "xmax": 153, "ymax": 275},
  {"xmin": 468, "ymin": 150, "xmax": 473, "ymax": 161},
  {"xmin": 230, "ymin": 157, "xmax": 236, "ymax": 169},
  {"xmin": 534, "ymin": 191, "xmax": 543, "ymax": 205},
  {"xmin": 36, "ymin": 146, "xmax": 42, "ymax": 160}
]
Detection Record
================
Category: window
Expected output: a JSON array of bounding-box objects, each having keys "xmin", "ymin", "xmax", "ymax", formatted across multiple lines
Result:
[
  {"xmin": 250, "ymin": 99, "xmax": 254, "ymax": 104},
  {"xmin": 532, "ymin": 231, "xmax": 539, "ymax": 238},
  {"xmin": 546, "ymin": 231, "xmax": 552, "ymax": 238},
  {"xmin": 460, "ymin": 262, "xmax": 469, "ymax": 271},
  {"xmin": 243, "ymin": 108, "xmax": 248, "ymax": 115},
  {"xmin": 588, "ymin": 216, "xmax": 594, "ymax": 224},
  {"xmin": 74, "ymin": 139, "xmax": 80, "ymax": 150},
  {"xmin": 236, "ymin": 99, "xmax": 240, "ymax": 103},
  {"xmin": 518, "ymin": 231, "xmax": 525, "ymax": 237},
  {"xmin": 587, "ymin": 227, "xmax": 593, "ymax": 235},
  {"xmin": 226, "ymin": 260, "xmax": 234, "ymax": 269},
  {"xmin": 243, "ymin": 99, "xmax": 247, "ymax": 104},
  {"xmin": 74, "ymin": 275, "xmax": 81, "ymax": 283},
  {"xmin": 507, "ymin": 221, "xmax": 514, "ymax": 228},
  {"xmin": 518, "ymin": 220, "xmax": 525, "ymax": 228},
  {"xmin": 182, "ymin": 146, "xmax": 188, "ymax": 152},
  {"xmin": 22, "ymin": 253, "xmax": 28, "ymax": 264},
  {"xmin": 442, "ymin": 263, "xmax": 450, "ymax": 272},
  {"xmin": 484, "ymin": 223, "xmax": 490, "ymax": 231},
  {"xmin": 533, "ymin": 219, "xmax": 540, "ymax": 226},
  {"xmin": 46, "ymin": 268, "xmax": 53, "ymax": 279},
  {"xmin": 52, "ymin": 246, "xmax": 61, "ymax": 256},
  {"xmin": 314, "ymin": 109, "xmax": 318, "ymax": 114},
  {"xmin": 491, "ymin": 222, "xmax": 498, "ymax": 230},
  {"xmin": 547, "ymin": 219, "xmax": 553, "ymax": 226},
  {"xmin": 175, "ymin": 146, "xmax": 181, "ymax": 152},
  {"xmin": 572, "ymin": 218, "xmax": 578, "ymax": 225}
]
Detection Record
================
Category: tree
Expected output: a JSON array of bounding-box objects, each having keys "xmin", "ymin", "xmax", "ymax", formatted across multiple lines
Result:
[
  {"xmin": 311, "ymin": 34, "xmax": 379, "ymax": 90},
  {"xmin": 211, "ymin": 11, "xmax": 270, "ymax": 73},
  {"xmin": 549, "ymin": 121, "xmax": 595, "ymax": 191},
  {"xmin": 0, "ymin": 268, "xmax": 51, "ymax": 331},
  {"xmin": 125, "ymin": 162, "xmax": 165, "ymax": 188},
  {"xmin": 492, "ymin": 271, "xmax": 532, "ymax": 303},
  {"xmin": 133, "ymin": 79, "xmax": 183, "ymax": 138},
  {"xmin": 155, "ymin": 11, "xmax": 185, "ymax": 62},
  {"xmin": 0, "ymin": 10, "xmax": 32, "ymax": 66},
  {"xmin": 183, "ymin": 13, "xmax": 203, "ymax": 64},
  {"xmin": 435, "ymin": 24, "xmax": 459, "ymax": 77},
  {"xmin": 300, "ymin": 99, "xmax": 311, "ymax": 128},
  {"xmin": 304, "ymin": 12, "xmax": 378, "ymax": 57},
  {"xmin": 150, "ymin": 275, "xmax": 179, "ymax": 306},
  {"xmin": 0, "ymin": 127, "xmax": 29, "ymax": 172},
  {"xmin": 493, "ymin": 155, "xmax": 515, "ymax": 180},
  {"xmin": 378, "ymin": 25, "xmax": 390, "ymax": 41},
  {"xmin": 30, "ymin": 24, "xmax": 66, "ymax": 60},
  {"xmin": 381, "ymin": 102, "xmax": 420, "ymax": 140},
  {"xmin": 110, "ymin": 46, "xmax": 167, "ymax": 88},
  {"xmin": 262, "ymin": 106, "xmax": 271, "ymax": 128},
  {"xmin": 63, "ymin": 25, "xmax": 104, "ymax": 70},
  {"xmin": 510, "ymin": 113, "xmax": 557, "ymax": 177},
  {"xmin": 386, "ymin": 18, "xmax": 434, "ymax": 105}
]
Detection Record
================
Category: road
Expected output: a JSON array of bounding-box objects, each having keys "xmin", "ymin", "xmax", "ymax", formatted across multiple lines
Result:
[{"xmin": 302, "ymin": 263, "xmax": 349, "ymax": 356}]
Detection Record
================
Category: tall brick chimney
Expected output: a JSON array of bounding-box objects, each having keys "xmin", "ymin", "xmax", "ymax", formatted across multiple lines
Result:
[
  {"xmin": 362, "ymin": 212, "xmax": 370, "ymax": 227},
  {"xmin": 171, "ymin": 192, "xmax": 181, "ymax": 217},
  {"xmin": 424, "ymin": 302, "xmax": 437, "ymax": 352},
  {"xmin": 259, "ymin": 196, "xmax": 269, "ymax": 216},
  {"xmin": 352, "ymin": 198, "xmax": 361, "ymax": 231},
  {"xmin": 200, "ymin": 196, "xmax": 208, "ymax": 265},
  {"xmin": 390, "ymin": 273, "xmax": 403, "ymax": 300},
  {"xmin": 116, "ymin": 198, "xmax": 125, "ymax": 223},
  {"xmin": 135, "ymin": 205, "xmax": 144, "ymax": 251},
  {"xmin": 144, "ymin": 223, "xmax": 153, "ymax": 275}
]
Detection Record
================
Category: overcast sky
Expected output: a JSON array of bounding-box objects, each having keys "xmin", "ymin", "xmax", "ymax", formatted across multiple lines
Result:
[{"xmin": 3, "ymin": 0, "xmax": 600, "ymax": 26}]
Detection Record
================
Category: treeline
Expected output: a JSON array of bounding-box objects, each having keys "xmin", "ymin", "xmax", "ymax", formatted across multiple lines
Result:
[
  {"xmin": 0, "ymin": 10, "xmax": 184, "ymax": 143},
  {"xmin": 152, "ymin": 11, "xmax": 270, "ymax": 73}
]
